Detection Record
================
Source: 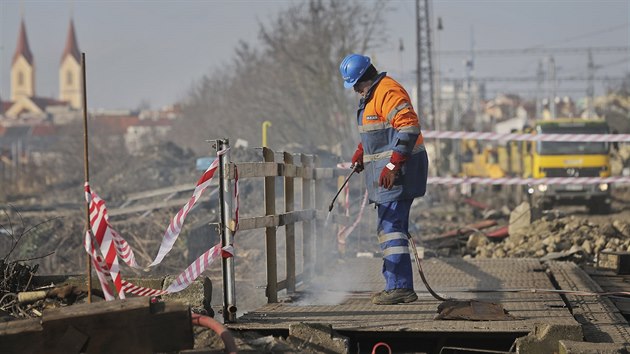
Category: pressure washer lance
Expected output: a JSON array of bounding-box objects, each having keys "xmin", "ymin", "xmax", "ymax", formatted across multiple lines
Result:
[
  {"xmin": 329, "ymin": 165, "xmax": 358, "ymax": 212},
  {"xmin": 325, "ymin": 166, "xmax": 357, "ymax": 227}
]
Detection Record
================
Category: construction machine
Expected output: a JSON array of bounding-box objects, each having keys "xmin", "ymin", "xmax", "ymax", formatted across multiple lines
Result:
[
  {"xmin": 460, "ymin": 139, "xmax": 505, "ymax": 179},
  {"xmin": 514, "ymin": 118, "xmax": 612, "ymax": 214},
  {"xmin": 459, "ymin": 119, "xmax": 612, "ymax": 213}
]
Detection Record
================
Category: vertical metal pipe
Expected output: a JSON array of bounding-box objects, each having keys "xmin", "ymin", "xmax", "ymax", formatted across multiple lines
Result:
[
  {"xmin": 263, "ymin": 147, "xmax": 278, "ymax": 303},
  {"xmin": 314, "ymin": 155, "xmax": 324, "ymax": 274},
  {"xmin": 81, "ymin": 52, "xmax": 92, "ymax": 303},
  {"xmin": 217, "ymin": 139, "xmax": 237, "ymax": 322},
  {"xmin": 300, "ymin": 154, "xmax": 314, "ymax": 280},
  {"xmin": 283, "ymin": 152, "xmax": 296, "ymax": 293}
]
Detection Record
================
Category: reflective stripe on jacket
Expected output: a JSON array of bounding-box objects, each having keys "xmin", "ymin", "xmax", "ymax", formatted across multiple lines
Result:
[{"xmin": 357, "ymin": 73, "xmax": 428, "ymax": 204}]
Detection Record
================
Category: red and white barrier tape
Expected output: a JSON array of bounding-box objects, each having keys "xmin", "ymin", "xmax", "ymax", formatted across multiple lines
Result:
[
  {"xmin": 86, "ymin": 229, "xmax": 234, "ymax": 297},
  {"xmin": 337, "ymin": 190, "xmax": 369, "ymax": 244},
  {"xmin": 423, "ymin": 130, "xmax": 630, "ymax": 142},
  {"xmin": 339, "ymin": 159, "xmax": 630, "ymax": 185},
  {"xmin": 427, "ymin": 176, "xmax": 630, "ymax": 185},
  {"xmin": 84, "ymin": 231, "xmax": 116, "ymax": 300},
  {"xmin": 84, "ymin": 148, "xmax": 232, "ymax": 299}
]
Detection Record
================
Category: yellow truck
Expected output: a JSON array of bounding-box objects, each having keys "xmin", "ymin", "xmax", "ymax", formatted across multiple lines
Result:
[{"xmin": 516, "ymin": 119, "xmax": 612, "ymax": 214}]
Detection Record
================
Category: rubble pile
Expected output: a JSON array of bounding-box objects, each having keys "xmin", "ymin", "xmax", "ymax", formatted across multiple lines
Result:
[{"xmin": 467, "ymin": 212, "xmax": 630, "ymax": 262}]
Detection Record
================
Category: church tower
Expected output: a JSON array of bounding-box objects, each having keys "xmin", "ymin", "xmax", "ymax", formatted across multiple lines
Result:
[
  {"xmin": 10, "ymin": 19, "xmax": 35, "ymax": 101},
  {"xmin": 59, "ymin": 19, "xmax": 81, "ymax": 109}
]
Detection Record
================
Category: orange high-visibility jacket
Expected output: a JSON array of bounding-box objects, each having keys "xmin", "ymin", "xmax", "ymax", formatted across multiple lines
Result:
[{"xmin": 357, "ymin": 73, "xmax": 428, "ymax": 203}]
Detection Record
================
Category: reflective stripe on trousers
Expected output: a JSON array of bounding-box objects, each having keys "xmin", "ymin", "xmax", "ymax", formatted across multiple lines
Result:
[{"xmin": 377, "ymin": 199, "xmax": 413, "ymax": 291}]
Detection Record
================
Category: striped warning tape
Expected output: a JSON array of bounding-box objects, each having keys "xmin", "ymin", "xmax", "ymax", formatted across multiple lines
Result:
[
  {"xmin": 423, "ymin": 130, "xmax": 630, "ymax": 142},
  {"xmin": 84, "ymin": 148, "xmax": 234, "ymax": 299},
  {"xmin": 338, "ymin": 164, "xmax": 630, "ymax": 186},
  {"xmin": 427, "ymin": 176, "xmax": 630, "ymax": 185}
]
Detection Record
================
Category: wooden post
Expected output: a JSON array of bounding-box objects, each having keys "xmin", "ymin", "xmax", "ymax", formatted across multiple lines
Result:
[
  {"xmin": 301, "ymin": 154, "xmax": 314, "ymax": 280},
  {"xmin": 263, "ymin": 147, "xmax": 277, "ymax": 303},
  {"xmin": 283, "ymin": 152, "xmax": 296, "ymax": 293},
  {"xmin": 314, "ymin": 155, "xmax": 324, "ymax": 274},
  {"xmin": 81, "ymin": 52, "xmax": 92, "ymax": 303}
]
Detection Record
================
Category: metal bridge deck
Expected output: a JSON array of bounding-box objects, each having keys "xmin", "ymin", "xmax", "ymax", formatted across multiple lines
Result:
[{"xmin": 231, "ymin": 258, "xmax": 586, "ymax": 334}]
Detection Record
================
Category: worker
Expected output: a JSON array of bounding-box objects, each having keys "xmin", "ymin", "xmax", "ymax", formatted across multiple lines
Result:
[{"xmin": 339, "ymin": 54, "xmax": 429, "ymax": 305}]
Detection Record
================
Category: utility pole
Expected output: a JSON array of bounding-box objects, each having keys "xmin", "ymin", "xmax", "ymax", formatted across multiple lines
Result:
[
  {"xmin": 399, "ymin": 38, "xmax": 404, "ymax": 77},
  {"xmin": 547, "ymin": 56, "xmax": 557, "ymax": 119},
  {"xmin": 536, "ymin": 60, "xmax": 544, "ymax": 118},
  {"xmin": 587, "ymin": 50, "xmax": 595, "ymax": 118},
  {"xmin": 416, "ymin": 0, "xmax": 436, "ymax": 172},
  {"xmin": 416, "ymin": 0, "xmax": 436, "ymax": 130}
]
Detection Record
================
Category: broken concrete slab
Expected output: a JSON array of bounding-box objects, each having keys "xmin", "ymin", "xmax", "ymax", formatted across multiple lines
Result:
[
  {"xmin": 559, "ymin": 340, "xmax": 628, "ymax": 354},
  {"xmin": 288, "ymin": 323, "xmax": 349, "ymax": 354},
  {"xmin": 515, "ymin": 323, "xmax": 583, "ymax": 354}
]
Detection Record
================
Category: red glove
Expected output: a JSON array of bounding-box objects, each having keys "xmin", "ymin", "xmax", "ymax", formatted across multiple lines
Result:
[
  {"xmin": 379, "ymin": 151, "xmax": 407, "ymax": 189},
  {"xmin": 351, "ymin": 142, "xmax": 364, "ymax": 173}
]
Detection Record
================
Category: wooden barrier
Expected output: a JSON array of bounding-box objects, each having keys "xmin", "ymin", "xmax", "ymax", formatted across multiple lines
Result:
[{"xmin": 224, "ymin": 147, "xmax": 353, "ymax": 304}]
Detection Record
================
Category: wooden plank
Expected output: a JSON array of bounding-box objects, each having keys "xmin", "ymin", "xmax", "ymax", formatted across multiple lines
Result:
[
  {"xmin": 277, "ymin": 273, "xmax": 304, "ymax": 292},
  {"xmin": 42, "ymin": 297, "xmax": 192, "ymax": 353},
  {"xmin": 284, "ymin": 152, "xmax": 296, "ymax": 294},
  {"xmin": 228, "ymin": 162, "xmax": 308, "ymax": 178},
  {"xmin": 314, "ymin": 156, "xmax": 325, "ymax": 274},
  {"xmin": 1, "ymin": 298, "xmax": 192, "ymax": 354},
  {"xmin": 238, "ymin": 210, "xmax": 317, "ymax": 230},
  {"xmin": 264, "ymin": 148, "xmax": 278, "ymax": 303},
  {"xmin": 109, "ymin": 189, "xmax": 218, "ymax": 217},
  {"xmin": 123, "ymin": 183, "xmax": 204, "ymax": 201},
  {"xmin": 302, "ymin": 154, "xmax": 315, "ymax": 280},
  {"xmin": 0, "ymin": 318, "xmax": 43, "ymax": 353}
]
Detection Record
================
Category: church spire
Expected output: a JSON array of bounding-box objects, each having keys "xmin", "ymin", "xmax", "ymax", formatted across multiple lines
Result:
[
  {"xmin": 61, "ymin": 19, "xmax": 80, "ymax": 63},
  {"xmin": 12, "ymin": 18, "xmax": 33, "ymax": 65},
  {"xmin": 59, "ymin": 18, "xmax": 82, "ymax": 109}
]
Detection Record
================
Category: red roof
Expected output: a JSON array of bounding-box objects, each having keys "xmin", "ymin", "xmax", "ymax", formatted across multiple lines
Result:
[
  {"xmin": 134, "ymin": 118, "xmax": 173, "ymax": 127},
  {"xmin": 1, "ymin": 101, "xmax": 13, "ymax": 114},
  {"xmin": 31, "ymin": 124, "xmax": 57, "ymax": 136},
  {"xmin": 30, "ymin": 96, "xmax": 68, "ymax": 111},
  {"xmin": 93, "ymin": 115, "xmax": 140, "ymax": 135},
  {"xmin": 61, "ymin": 19, "xmax": 81, "ymax": 63},
  {"xmin": 13, "ymin": 19, "xmax": 33, "ymax": 65}
]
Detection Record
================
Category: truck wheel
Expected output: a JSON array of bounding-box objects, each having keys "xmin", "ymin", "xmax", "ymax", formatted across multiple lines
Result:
[{"xmin": 588, "ymin": 198, "xmax": 611, "ymax": 215}]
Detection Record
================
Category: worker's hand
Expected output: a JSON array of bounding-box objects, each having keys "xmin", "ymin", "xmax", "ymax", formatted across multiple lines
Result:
[
  {"xmin": 379, "ymin": 168, "xmax": 397, "ymax": 189},
  {"xmin": 351, "ymin": 143, "xmax": 364, "ymax": 173},
  {"xmin": 378, "ymin": 151, "xmax": 407, "ymax": 189}
]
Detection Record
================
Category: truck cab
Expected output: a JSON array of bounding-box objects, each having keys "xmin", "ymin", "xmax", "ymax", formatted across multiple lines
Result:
[{"xmin": 524, "ymin": 119, "xmax": 611, "ymax": 214}]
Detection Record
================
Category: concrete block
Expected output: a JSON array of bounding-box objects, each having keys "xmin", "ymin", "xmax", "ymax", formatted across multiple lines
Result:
[
  {"xmin": 288, "ymin": 322, "xmax": 349, "ymax": 354},
  {"xmin": 515, "ymin": 323, "xmax": 583, "ymax": 354},
  {"xmin": 32, "ymin": 275, "xmax": 213, "ymax": 315},
  {"xmin": 559, "ymin": 340, "xmax": 628, "ymax": 354},
  {"xmin": 162, "ymin": 275, "xmax": 213, "ymax": 315}
]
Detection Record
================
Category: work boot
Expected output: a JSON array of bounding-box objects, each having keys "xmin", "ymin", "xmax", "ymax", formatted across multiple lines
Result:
[
  {"xmin": 370, "ymin": 290, "xmax": 384, "ymax": 301},
  {"xmin": 371, "ymin": 288, "xmax": 418, "ymax": 305}
]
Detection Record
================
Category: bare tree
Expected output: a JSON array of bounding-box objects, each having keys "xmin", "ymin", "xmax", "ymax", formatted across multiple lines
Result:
[{"xmin": 171, "ymin": 0, "xmax": 388, "ymax": 156}]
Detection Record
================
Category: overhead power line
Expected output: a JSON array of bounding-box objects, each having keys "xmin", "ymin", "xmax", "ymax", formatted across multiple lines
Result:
[
  {"xmin": 441, "ymin": 75, "xmax": 626, "ymax": 83},
  {"xmin": 528, "ymin": 23, "xmax": 629, "ymax": 49},
  {"xmin": 439, "ymin": 46, "xmax": 629, "ymax": 57}
]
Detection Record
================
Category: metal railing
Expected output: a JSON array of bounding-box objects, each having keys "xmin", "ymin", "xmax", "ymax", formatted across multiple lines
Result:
[{"xmin": 216, "ymin": 140, "xmax": 353, "ymax": 322}]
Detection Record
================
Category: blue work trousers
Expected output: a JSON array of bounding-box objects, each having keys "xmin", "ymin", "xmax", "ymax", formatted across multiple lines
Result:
[{"xmin": 377, "ymin": 199, "xmax": 414, "ymax": 291}]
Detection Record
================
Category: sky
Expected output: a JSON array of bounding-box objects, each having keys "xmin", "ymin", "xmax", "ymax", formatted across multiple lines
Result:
[{"xmin": 1, "ymin": 0, "xmax": 628, "ymax": 110}]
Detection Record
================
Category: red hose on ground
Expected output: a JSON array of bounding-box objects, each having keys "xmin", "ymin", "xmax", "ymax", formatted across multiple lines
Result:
[
  {"xmin": 372, "ymin": 341, "xmax": 392, "ymax": 354},
  {"xmin": 191, "ymin": 312, "xmax": 238, "ymax": 354}
]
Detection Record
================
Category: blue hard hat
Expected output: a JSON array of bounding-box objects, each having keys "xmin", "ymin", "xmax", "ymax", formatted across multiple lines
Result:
[{"xmin": 339, "ymin": 54, "xmax": 371, "ymax": 89}]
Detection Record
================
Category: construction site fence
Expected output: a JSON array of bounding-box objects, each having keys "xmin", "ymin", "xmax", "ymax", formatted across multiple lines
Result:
[{"xmin": 222, "ymin": 146, "xmax": 354, "ymax": 305}]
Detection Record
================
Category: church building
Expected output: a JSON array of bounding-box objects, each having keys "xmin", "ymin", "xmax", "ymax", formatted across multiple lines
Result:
[{"xmin": 1, "ymin": 18, "xmax": 82, "ymax": 121}]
